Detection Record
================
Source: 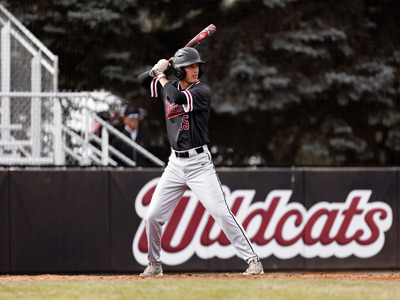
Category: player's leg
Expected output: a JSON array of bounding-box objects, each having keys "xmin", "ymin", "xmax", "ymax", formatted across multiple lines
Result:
[
  {"xmin": 145, "ymin": 156, "xmax": 187, "ymax": 265},
  {"xmin": 186, "ymin": 151, "xmax": 260, "ymax": 265}
]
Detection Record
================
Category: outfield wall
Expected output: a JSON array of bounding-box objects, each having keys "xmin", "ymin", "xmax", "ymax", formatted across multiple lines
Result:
[{"xmin": 0, "ymin": 168, "xmax": 398, "ymax": 274}]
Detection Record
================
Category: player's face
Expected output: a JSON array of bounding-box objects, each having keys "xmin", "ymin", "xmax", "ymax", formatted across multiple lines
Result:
[
  {"xmin": 183, "ymin": 63, "xmax": 200, "ymax": 84},
  {"xmin": 124, "ymin": 116, "xmax": 139, "ymax": 131}
]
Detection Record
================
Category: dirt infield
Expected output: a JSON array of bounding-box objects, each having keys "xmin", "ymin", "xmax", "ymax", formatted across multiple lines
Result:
[{"xmin": 1, "ymin": 273, "xmax": 400, "ymax": 282}]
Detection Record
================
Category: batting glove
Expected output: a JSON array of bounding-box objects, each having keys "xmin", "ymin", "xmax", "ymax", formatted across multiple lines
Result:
[
  {"xmin": 150, "ymin": 59, "xmax": 170, "ymax": 78},
  {"xmin": 151, "ymin": 70, "xmax": 166, "ymax": 79},
  {"xmin": 155, "ymin": 59, "xmax": 171, "ymax": 72}
]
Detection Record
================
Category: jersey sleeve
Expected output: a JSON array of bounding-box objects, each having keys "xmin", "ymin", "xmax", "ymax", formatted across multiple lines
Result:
[
  {"xmin": 137, "ymin": 70, "xmax": 162, "ymax": 98},
  {"xmin": 182, "ymin": 84, "xmax": 211, "ymax": 113}
]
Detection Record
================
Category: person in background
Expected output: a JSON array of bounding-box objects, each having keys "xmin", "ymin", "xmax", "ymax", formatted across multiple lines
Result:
[{"xmin": 111, "ymin": 105, "xmax": 152, "ymax": 167}]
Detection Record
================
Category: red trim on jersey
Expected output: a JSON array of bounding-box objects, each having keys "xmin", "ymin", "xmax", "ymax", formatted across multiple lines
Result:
[
  {"xmin": 179, "ymin": 80, "xmax": 200, "ymax": 91},
  {"xmin": 167, "ymin": 110, "xmax": 185, "ymax": 119},
  {"xmin": 183, "ymin": 90, "xmax": 193, "ymax": 112},
  {"xmin": 179, "ymin": 80, "xmax": 199, "ymax": 112},
  {"xmin": 151, "ymin": 78, "xmax": 158, "ymax": 97},
  {"xmin": 186, "ymin": 80, "xmax": 200, "ymax": 90}
]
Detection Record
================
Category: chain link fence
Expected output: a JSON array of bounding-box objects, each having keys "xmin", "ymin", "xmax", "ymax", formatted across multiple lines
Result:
[
  {"xmin": 0, "ymin": 4, "xmax": 164, "ymax": 167},
  {"xmin": 0, "ymin": 4, "xmax": 57, "ymax": 165}
]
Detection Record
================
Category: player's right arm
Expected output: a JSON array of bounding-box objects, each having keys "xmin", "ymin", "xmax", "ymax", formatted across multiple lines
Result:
[
  {"xmin": 137, "ymin": 70, "xmax": 154, "ymax": 89},
  {"xmin": 137, "ymin": 59, "xmax": 170, "ymax": 95},
  {"xmin": 137, "ymin": 70, "xmax": 164, "ymax": 98}
]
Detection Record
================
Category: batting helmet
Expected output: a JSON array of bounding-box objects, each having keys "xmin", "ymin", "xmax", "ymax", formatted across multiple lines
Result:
[{"xmin": 172, "ymin": 47, "xmax": 204, "ymax": 80}]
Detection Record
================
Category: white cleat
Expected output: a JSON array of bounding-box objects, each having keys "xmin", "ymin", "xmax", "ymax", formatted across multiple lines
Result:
[
  {"xmin": 243, "ymin": 258, "xmax": 264, "ymax": 275},
  {"xmin": 140, "ymin": 263, "xmax": 163, "ymax": 276}
]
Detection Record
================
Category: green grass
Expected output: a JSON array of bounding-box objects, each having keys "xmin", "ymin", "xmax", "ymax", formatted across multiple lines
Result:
[{"xmin": 0, "ymin": 276, "xmax": 400, "ymax": 300}]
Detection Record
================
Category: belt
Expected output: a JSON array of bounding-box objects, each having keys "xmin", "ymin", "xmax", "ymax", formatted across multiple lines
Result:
[{"xmin": 174, "ymin": 146, "xmax": 204, "ymax": 158}]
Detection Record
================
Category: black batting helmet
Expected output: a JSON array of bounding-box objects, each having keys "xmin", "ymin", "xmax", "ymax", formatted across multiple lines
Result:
[{"xmin": 172, "ymin": 47, "xmax": 204, "ymax": 80}]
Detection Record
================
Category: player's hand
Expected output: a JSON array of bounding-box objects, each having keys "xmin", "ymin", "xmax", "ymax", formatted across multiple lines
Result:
[
  {"xmin": 150, "ymin": 59, "xmax": 170, "ymax": 78},
  {"xmin": 155, "ymin": 59, "xmax": 171, "ymax": 72}
]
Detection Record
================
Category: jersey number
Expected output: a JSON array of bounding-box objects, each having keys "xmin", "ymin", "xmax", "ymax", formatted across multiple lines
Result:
[{"xmin": 179, "ymin": 115, "xmax": 189, "ymax": 131}]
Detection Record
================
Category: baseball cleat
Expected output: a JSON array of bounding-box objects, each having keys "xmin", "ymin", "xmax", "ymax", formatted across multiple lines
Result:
[
  {"xmin": 243, "ymin": 258, "xmax": 264, "ymax": 275},
  {"xmin": 140, "ymin": 263, "xmax": 163, "ymax": 276}
]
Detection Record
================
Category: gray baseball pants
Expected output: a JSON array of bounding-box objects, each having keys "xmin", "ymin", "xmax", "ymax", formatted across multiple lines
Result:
[{"xmin": 144, "ymin": 145, "xmax": 259, "ymax": 264}]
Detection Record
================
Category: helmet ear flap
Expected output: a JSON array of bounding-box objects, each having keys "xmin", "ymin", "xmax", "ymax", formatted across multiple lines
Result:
[
  {"xmin": 173, "ymin": 66, "xmax": 186, "ymax": 80},
  {"xmin": 173, "ymin": 65, "xmax": 203, "ymax": 80}
]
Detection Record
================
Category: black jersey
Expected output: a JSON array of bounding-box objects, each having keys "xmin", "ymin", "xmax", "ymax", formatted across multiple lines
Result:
[{"xmin": 138, "ymin": 71, "xmax": 211, "ymax": 151}]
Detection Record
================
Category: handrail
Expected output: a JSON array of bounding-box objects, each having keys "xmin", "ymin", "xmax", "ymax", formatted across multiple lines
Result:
[
  {"xmin": 92, "ymin": 114, "xmax": 166, "ymax": 167},
  {"xmin": 90, "ymin": 133, "xmax": 137, "ymax": 167},
  {"xmin": 0, "ymin": 91, "xmax": 166, "ymax": 167},
  {"xmin": 62, "ymin": 125, "xmax": 104, "ymax": 166}
]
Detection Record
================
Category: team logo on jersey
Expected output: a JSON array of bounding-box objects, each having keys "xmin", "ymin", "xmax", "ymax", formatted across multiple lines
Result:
[
  {"xmin": 132, "ymin": 179, "xmax": 393, "ymax": 266},
  {"xmin": 166, "ymin": 100, "xmax": 185, "ymax": 119}
]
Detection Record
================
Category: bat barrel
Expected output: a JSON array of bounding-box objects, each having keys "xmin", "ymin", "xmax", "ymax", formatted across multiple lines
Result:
[
  {"xmin": 185, "ymin": 24, "xmax": 217, "ymax": 48},
  {"xmin": 208, "ymin": 24, "xmax": 216, "ymax": 33},
  {"xmin": 152, "ymin": 24, "xmax": 216, "ymax": 75}
]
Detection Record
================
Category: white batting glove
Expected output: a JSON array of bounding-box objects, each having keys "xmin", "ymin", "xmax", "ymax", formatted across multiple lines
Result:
[
  {"xmin": 151, "ymin": 70, "xmax": 166, "ymax": 79},
  {"xmin": 155, "ymin": 59, "xmax": 170, "ymax": 72},
  {"xmin": 150, "ymin": 59, "xmax": 170, "ymax": 78}
]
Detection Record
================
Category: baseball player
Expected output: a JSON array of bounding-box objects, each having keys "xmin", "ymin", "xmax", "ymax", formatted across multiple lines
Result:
[{"xmin": 137, "ymin": 47, "xmax": 263, "ymax": 276}]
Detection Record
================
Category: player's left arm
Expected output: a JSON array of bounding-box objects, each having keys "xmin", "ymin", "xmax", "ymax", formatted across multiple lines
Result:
[{"xmin": 137, "ymin": 59, "xmax": 170, "ymax": 97}]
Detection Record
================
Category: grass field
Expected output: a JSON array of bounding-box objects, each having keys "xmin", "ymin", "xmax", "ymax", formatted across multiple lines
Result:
[{"xmin": 0, "ymin": 273, "xmax": 400, "ymax": 300}]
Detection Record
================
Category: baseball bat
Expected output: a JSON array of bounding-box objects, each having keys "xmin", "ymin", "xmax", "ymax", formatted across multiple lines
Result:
[{"xmin": 150, "ymin": 24, "xmax": 216, "ymax": 77}]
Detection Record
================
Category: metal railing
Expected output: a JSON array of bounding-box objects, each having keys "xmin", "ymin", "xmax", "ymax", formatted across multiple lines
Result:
[
  {"xmin": 0, "ymin": 4, "xmax": 164, "ymax": 167},
  {"xmin": 0, "ymin": 91, "xmax": 165, "ymax": 167}
]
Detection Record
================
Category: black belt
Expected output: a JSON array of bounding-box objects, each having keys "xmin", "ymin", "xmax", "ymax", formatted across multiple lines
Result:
[{"xmin": 175, "ymin": 147, "xmax": 204, "ymax": 158}]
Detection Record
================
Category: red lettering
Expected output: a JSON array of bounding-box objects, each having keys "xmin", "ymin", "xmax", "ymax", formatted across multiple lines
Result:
[
  {"xmin": 243, "ymin": 197, "xmax": 280, "ymax": 245},
  {"xmin": 134, "ymin": 184, "xmax": 392, "ymax": 263},
  {"xmin": 303, "ymin": 209, "xmax": 339, "ymax": 245},
  {"xmin": 179, "ymin": 115, "xmax": 189, "ymax": 131},
  {"xmin": 139, "ymin": 227, "xmax": 148, "ymax": 253},
  {"xmin": 275, "ymin": 209, "xmax": 303, "ymax": 246},
  {"xmin": 201, "ymin": 197, "xmax": 244, "ymax": 246},
  {"xmin": 142, "ymin": 185, "xmax": 156, "ymax": 206},
  {"xmin": 319, "ymin": 210, "xmax": 339, "ymax": 245},
  {"xmin": 336, "ymin": 197, "xmax": 364, "ymax": 245},
  {"xmin": 357, "ymin": 208, "xmax": 387, "ymax": 245},
  {"xmin": 162, "ymin": 197, "xmax": 206, "ymax": 252},
  {"xmin": 166, "ymin": 101, "xmax": 185, "ymax": 118}
]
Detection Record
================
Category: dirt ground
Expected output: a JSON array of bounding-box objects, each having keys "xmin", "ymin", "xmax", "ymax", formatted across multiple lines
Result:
[{"xmin": 1, "ymin": 273, "xmax": 400, "ymax": 282}]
